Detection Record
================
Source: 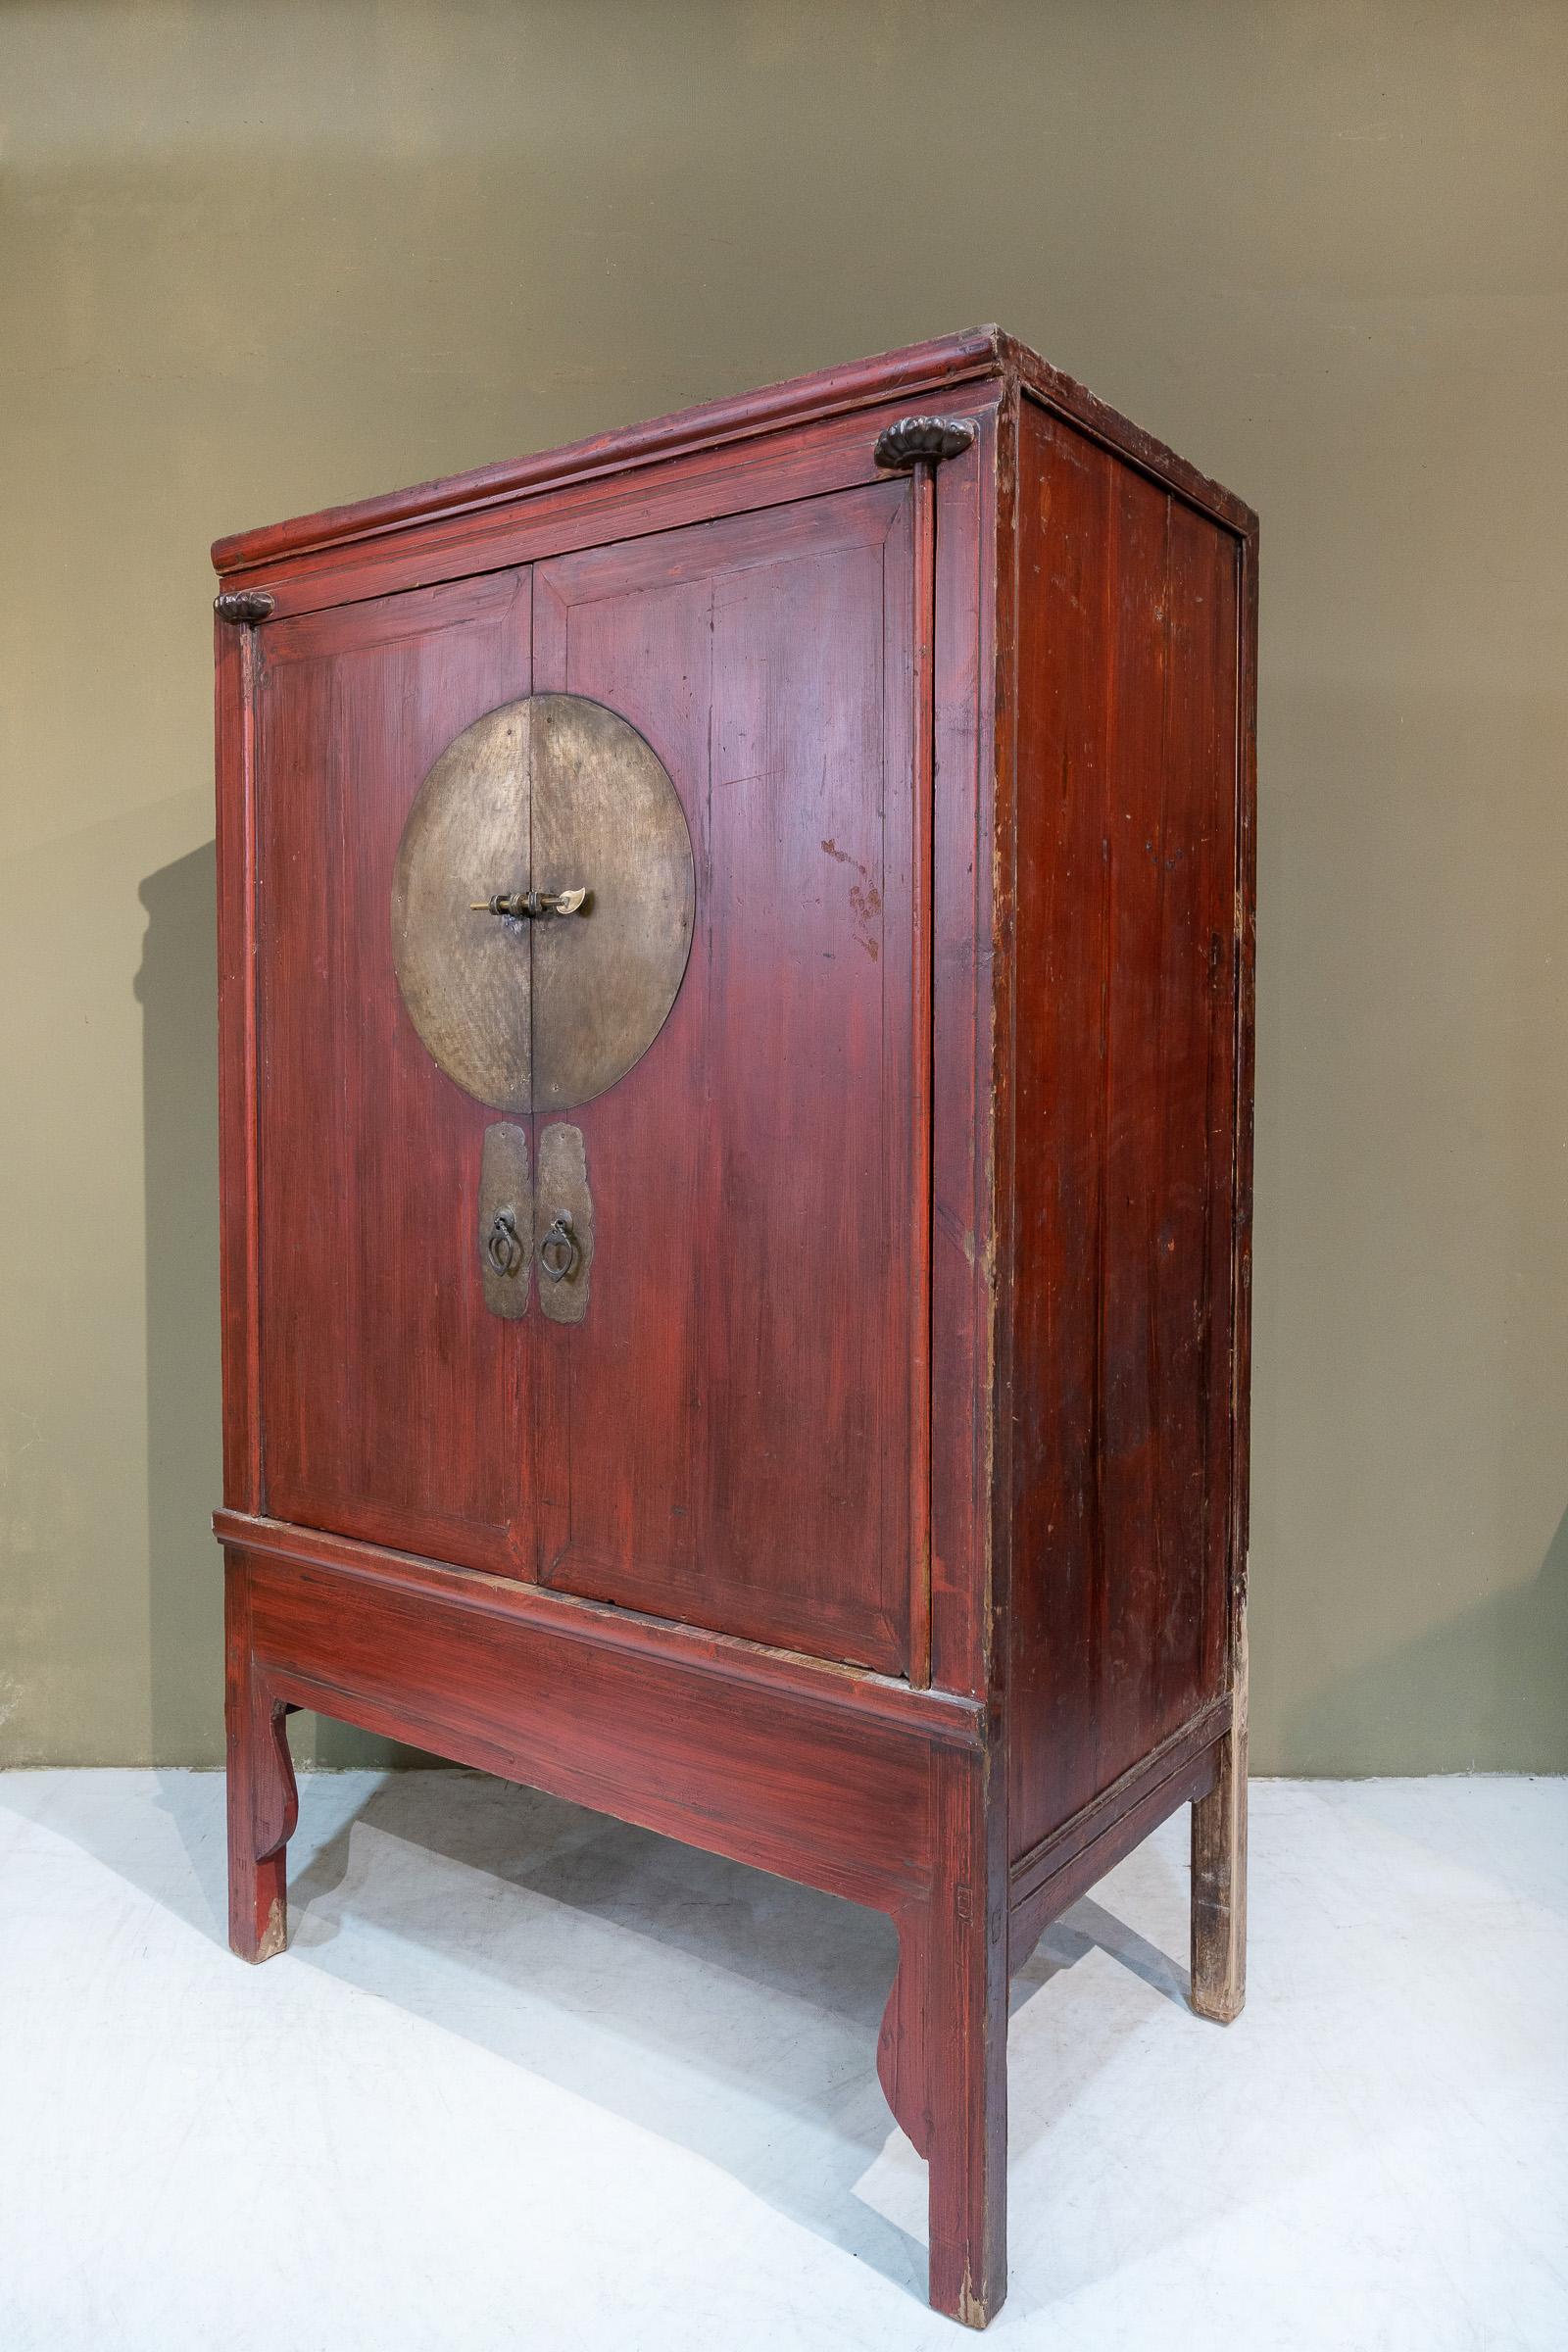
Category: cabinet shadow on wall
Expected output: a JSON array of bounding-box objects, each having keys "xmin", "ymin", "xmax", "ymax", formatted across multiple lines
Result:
[
  {"xmin": 1285, "ymin": 1513, "xmax": 1568, "ymax": 1776},
  {"xmin": 136, "ymin": 839, "xmax": 436, "ymax": 1771}
]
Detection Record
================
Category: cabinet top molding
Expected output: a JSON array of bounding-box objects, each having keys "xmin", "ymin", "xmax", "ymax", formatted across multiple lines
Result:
[{"xmin": 210, "ymin": 326, "xmax": 1256, "ymax": 579}]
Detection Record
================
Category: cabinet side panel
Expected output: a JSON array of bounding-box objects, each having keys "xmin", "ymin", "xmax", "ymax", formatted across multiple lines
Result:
[{"xmin": 1008, "ymin": 401, "xmax": 1243, "ymax": 1856}]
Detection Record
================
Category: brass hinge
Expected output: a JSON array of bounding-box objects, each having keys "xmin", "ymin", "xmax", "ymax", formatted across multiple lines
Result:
[
  {"xmin": 872, "ymin": 416, "xmax": 978, "ymax": 470},
  {"xmin": 215, "ymin": 589, "xmax": 275, "ymax": 624}
]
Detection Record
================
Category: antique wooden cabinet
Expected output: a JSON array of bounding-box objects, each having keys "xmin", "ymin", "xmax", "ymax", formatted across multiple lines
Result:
[{"xmin": 212, "ymin": 327, "xmax": 1256, "ymax": 2328}]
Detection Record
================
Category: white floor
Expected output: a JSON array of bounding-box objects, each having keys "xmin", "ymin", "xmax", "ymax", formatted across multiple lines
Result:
[{"xmin": 0, "ymin": 1771, "xmax": 1563, "ymax": 2351}]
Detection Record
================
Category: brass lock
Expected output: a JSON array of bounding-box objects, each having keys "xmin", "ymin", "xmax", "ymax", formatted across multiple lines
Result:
[
  {"xmin": 400, "ymin": 695, "xmax": 659, "ymax": 1323},
  {"xmin": 393, "ymin": 693, "xmax": 695, "ymax": 1116},
  {"xmin": 470, "ymin": 888, "xmax": 588, "ymax": 920}
]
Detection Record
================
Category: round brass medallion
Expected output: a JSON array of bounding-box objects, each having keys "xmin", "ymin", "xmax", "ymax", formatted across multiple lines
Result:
[{"xmin": 392, "ymin": 694, "xmax": 696, "ymax": 1114}]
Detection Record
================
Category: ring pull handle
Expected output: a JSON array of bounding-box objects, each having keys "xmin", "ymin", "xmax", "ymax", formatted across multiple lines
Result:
[
  {"xmin": 485, "ymin": 1208, "xmax": 524, "ymax": 1278},
  {"xmin": 538, "ymin": 1211, "xmax": 580, "ymax": 1284}
]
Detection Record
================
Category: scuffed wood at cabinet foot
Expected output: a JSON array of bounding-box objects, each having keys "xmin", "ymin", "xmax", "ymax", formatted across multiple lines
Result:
[
  {"xmin": 1191, "ymin": 1613, "xmax": 1248, "ymax": 2023},
  {"xmin": 925, "ymin": 1747, "xmax": 1008, "ymax": 2328},
  {"xmin": 224, "ymin": 1557, "xmax": 297, "ymax": 1964},
  {"xmin": 877, "ymin": 1908, "xmax": 930, "ymax": 2158},
  {"xmin": 876, "ymin": 1749, "xmax": 1008, "ymax": 2327}
]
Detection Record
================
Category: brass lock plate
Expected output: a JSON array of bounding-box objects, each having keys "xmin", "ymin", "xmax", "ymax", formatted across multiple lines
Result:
[
  {"xmin": 392, "ymin": 694, "xmax": 696, "ymax": 1114},
  {"xmin": 477, "ymin": 1121, "xmax": 531, "ymax": 1319},
  {"xmin": 475, "ymin": 1117, "xmax": 592, "ymax": 1322},
  {"xmin": 535, "ymin": 1121, "xmax": 593, "ymax": 1326}
]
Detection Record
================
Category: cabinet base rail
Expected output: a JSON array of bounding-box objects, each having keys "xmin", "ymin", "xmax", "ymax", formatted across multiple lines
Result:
[{"xmin": 221, "ymin": 1520, "xmax": 1243, "ymax": 2329}]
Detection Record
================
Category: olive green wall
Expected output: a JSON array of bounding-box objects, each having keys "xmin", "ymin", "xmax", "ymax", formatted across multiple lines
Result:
[{"xmin": 3, "ymin": 1, "xmax": 1565, "ymax": 1772}]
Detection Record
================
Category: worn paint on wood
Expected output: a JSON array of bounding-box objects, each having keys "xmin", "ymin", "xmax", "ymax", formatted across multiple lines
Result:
[{"xmin": 216, "ymin": 330, "xmax": 1255, "ymax": 2327}]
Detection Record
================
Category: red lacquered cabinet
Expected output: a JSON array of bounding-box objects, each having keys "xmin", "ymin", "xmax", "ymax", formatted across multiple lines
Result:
[{"xmin": 212, "ymin": 327, "xmax": 1256, "ymax": 2327}]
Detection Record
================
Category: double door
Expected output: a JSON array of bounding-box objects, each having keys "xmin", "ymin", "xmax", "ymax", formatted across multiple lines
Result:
[{"xmin": 253, "ymin": 478, "xmax": 926, "ymax": 1675}]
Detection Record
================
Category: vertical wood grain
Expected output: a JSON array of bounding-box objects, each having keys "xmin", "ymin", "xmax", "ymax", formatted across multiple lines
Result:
[
  {"xmin": 907, "ymin": 461, "xmax": 937, "ymax": 1688},
  {"xmin": 223, "ymin": 1555, "xmax": 297, "ymax": 1962},
  {"xmin": 1191, "ymin": 1612, "xmax": 1248, "ymax": 2020},
  {"xmin": 874, "ymin": 1737, "xmax": 1009, "ymax": 2324},
  {"xmin": 1007, "ymin": 409, "xmax": 1109, "ymax": 1843},
  {"xmin": 1192, "ymin": 509, "xmax": 1258, "ymax": 2028},
  {"xmin": 254, "ymin": 570, "xmax": 534, "ymax": 1572},
  {"xmin": 1229, "ymin": 523, "xmax": 1260, "ymax": 1689},
  {"xmin": 1007, "ymin": 399, "xmax": 1244, "ymax": 1858},
  {"xmin": 215, "ymin": 613, "xmax": 262, "ymax": 1511},
  {"xmin": 928, "ymin": 407, "xmax": 1004, "ymax": 1699},
  {"xmin": 530, "ymin": 557, "xmax": 709, "ymax": 1589},
  {"xmin": 531, "ymin": 486, "xmax": 919, "ymax": 1673},
  {"xmin": 924, "ymin": 1743, "xmax": 1008, "ymax": 2328}
]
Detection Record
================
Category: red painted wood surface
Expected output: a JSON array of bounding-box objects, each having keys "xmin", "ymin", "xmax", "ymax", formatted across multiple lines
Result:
[
  {"xmin": 212, "ymin": 327, "xmax": 1004, "ymax": 574},
  {"xmin": 254, "ymin": 568, "xmax": 534, "ymax": 1569},
  {"xmin": 928, "ymin": 400, "xmax": 1005, "ymax": 1700},
  {"xmin": 215, "ymin": 615, "xmax": 262, "ymax": 1513},
  {"xmin": 1004, "ymin": 398, "xmax": 1244, "ymax": 1862},
  {"xmin": 215, "ymin": 1507, "xmax": 980, "ymax": 1748},
  {"xmin": 236, "ymin": 1537, "xmax": 952, "ymax": 1906},
  {"xmin": 224, "ymin": 1559, "xmax": 292, "ymax": 1962},
  {"xmin": 215, "ymin": 330, "xmax": 1257, "ymax": 2329},
  {"xmin": 212, "ymin": 383, "xmax": 1002, "ymax": 635},
  {"xmin": 212, "ymin": 324, "xmax": 1250, "ymax": 583},
  {"xmin": 226, "ymin": 1510, "xmax": 1005, "ymax": 2320},
  {"xmin": 530, "ymin": 484, "xmax": 920, "ymax": 1670}
]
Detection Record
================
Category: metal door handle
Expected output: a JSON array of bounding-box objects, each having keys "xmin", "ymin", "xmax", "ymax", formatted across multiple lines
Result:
[
  {"xmin": 538, "ymin": 1212, "xmax": 580, "ymax": 1283},
  {"xmin": 485, "ymin": 1208, "xmax": 524, "ymax": 1278}
]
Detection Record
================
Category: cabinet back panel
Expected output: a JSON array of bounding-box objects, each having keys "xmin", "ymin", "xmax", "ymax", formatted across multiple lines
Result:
[{"xmin": 1008, "ymin": 403, "xmax": 1242, "ymax": 1854}]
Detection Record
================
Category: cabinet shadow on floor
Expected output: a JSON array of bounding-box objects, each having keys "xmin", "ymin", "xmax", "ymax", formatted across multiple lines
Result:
[{"xmin": 134, "ymin": 1759, "xmax": 1191, "ymax": 2297}]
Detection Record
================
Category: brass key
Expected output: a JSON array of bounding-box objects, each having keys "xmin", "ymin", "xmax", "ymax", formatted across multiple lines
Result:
[{"xmin": 470, "ymin": 888, "xmax": 587, "ymax": 918}]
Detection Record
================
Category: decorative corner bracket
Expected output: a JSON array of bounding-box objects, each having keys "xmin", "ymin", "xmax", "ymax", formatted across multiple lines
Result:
[
  {"xmin": 215, "ymin": 589, "xmax": 276, "ymax": 624},
  {"xmin": 872, "ymin": 416, "xmax": 978, "ymax": 471}
]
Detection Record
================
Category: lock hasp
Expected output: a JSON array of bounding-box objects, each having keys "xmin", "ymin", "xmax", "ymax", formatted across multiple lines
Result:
[{"xmin": 391, "ymin": 693, "xmax": 696, "ymax": 1114}]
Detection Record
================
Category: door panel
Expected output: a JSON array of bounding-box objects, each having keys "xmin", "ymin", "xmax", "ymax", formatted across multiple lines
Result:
[
  {"xmin": 532, "ymin": 484, "xmax": 921, "ymax": 1672},
  {"xmin": 255, "ymin": 569, "xmax": 534, "ymax": 1571}
]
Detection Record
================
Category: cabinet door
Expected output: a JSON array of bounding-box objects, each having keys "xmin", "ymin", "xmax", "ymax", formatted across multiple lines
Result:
[
  {"xmin": 254, "ymin": 569, "xmax": 535, "ymax": 1572},
  {"xmin": 531, "ymin": 483, "xmax": 924, "ymax": 1674}
]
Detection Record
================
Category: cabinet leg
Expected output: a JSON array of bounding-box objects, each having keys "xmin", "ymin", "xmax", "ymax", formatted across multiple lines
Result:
[
  {"xmin": 224, "ymin": 1558, "xmax": 297, "ymax": 1964},
  {"xmin": 1191, "ymin": 1617, "xmax": 1248, "ymax": 2022},
  {"xmin": 877, "ymin": 1912, "xmax": 931, "ymax": 2158},
  {"xmin": 879, "ymin": 1757, "xmax": 1007, "ymax": 2328}
]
